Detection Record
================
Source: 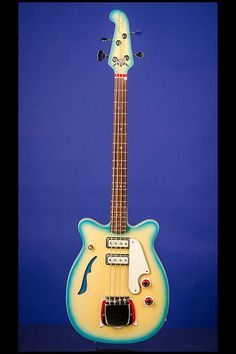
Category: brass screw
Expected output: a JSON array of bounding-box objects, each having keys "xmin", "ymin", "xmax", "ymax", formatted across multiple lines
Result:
[{"xmin": 88, "ymin": 245, "xmax": 93, "ymax": 250}]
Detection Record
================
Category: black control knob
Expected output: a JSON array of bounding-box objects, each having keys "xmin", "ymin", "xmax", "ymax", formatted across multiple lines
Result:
[
  {"xmin": 142, "ymin": 278, "xmax": 151, "ymax": 288},
  {"xmin": 144, "ymin": 296, "xmax": 154, "ymax": 306}
]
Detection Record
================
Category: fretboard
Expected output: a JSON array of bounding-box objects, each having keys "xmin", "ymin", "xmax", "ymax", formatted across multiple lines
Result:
[{"xmin": 110, "ymin": 74, "xmax": 128, "ymax": 234}]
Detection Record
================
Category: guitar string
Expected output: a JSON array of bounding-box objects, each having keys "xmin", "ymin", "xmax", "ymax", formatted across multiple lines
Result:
[
  {"xmin": 122, "ymin": 75, "xmax": 127, "ymax": 303},
  {"xmin": 119, "ymin": 74, "xmax": 123, "ymax": 305},
  {"xmin": 121, "ymin": 16, "xmax": 125, "ymax": 305},
  {"xmin": 109, "ymin": 74, "xmax": 117, "ymax": 304},
  {"xmin": 123, "ymin": 76, "xmax": 127, "ymax": 302},
  {"xmin": 114, "ymin": 73, "xmax": 119, "ymax": 303},
  {"xmin": 114, "ymin": 74, "xmax": 121, "ymax": 304}
]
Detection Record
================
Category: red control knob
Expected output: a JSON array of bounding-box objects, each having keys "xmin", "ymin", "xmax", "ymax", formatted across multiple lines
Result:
[
  {"xmin": 142, "ymin": 278, "xmax": 151, "ymax": 288},
  {"xmin": 144, "ymin": 296, "xmax": 154, "ymax": 306}
]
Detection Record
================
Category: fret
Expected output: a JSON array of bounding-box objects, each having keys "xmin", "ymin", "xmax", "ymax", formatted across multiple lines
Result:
[
  {"xmin": 113, "ymin": 142, "xmax": 127, "ymax": 145},
  {"xmin": 112, "ymin": 188, "xmax": 127, "ymax": 191},
  {"xmin": 110, "ymin": 216, "xmax": 127, "ymax": 219},
  {"xmin": 111, "ymin": 188, "xmax": 127, "ymax": 196},
  {"xmin": 112, "ymin": 158, "xmax": 127, "ymax": 161},
  {"xmin": 112, "ymin": 192, "xmax": 127, "ymax": 194},
  {"xmin": 110, "ymin": 225, "xmax": 127, "ymax": 228},
  {"xmin": 110, "ymin": 202, "xmax": 127, "ymax": 205},
  {"xmin": 110, "ymin": 221, "xmax": 127, "ymax": 223},
  {"xmin": 110, "ymin": 207, "xmax": 127, "ymax": 209},
  {"xmin": 110, "ymin": 216, "xmax": 127, "ymax": 222},
  {"xmin": 110, "ymin": 207, "xmax": 127, "ymax": 210},
  {"xmin": 113, "ymin": 166, "xmax": 127, "ymax": 170},
  {"xmin": 112, "ymin": 168, "xmax": 127, "ymax": 170},
  {"xmin": 110, "ymin": 220, "xmax": 127, "ymax": 223},
  {"xmin": 112, "ymin": 168, "xmax": 127, "ymax": 171},
  {"xmin": 112, "ymin": 160, "xmax": 127, "ymax": 162},
  {"xmin": 110, "ymin": 227, "xmax": 127, "ymax": 230},
  {"xmin": 111, "ymin": 199, "xmax": 127, "ymax": 201},
  {"xmin": 113, "ymin": 133, "xmax": 127, "ymax": 137},
  {"xmin": 111, "ymin": 181, "xmax": 127, "ymax": 188},
  {"xmin": 112, "ymin": 174, "xmax": 127, "ymax": 182}
]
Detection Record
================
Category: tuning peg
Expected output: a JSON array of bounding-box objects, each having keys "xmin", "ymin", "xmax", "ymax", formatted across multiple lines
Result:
[
  {"xmin": 133, "ymin": 51, "xmax": 144, "ymax": 58},
  {"xmin": 97, "ymin": 50, "xmax": 109, "ymax": 61},
  {"xmin": 101, "ymin": 37, "xmax": 113, "ymax": 41},
  {"xmin": 131, "ymin": 30, "xmax": 142, "ymax": 36}
]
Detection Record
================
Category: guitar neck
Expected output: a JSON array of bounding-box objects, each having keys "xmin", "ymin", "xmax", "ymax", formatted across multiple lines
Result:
[{"xmin": 110, "ymin": 74, "xmax": 128, "ymax": 234}]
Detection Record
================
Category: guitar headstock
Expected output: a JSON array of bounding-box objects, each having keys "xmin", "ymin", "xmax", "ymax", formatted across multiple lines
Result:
[
  {"xmin": 97, "ymin": 10, "xmax": 143, "ymax": 75},
  {"xmin": 108, "ymin": 10, "xmax": 134, "ymax": 74}
]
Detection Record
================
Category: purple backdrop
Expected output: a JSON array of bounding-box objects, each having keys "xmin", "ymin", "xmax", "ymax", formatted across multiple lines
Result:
[{"xmin": 19, "ymin": 2, "xmax": 217, "ymax": 330}]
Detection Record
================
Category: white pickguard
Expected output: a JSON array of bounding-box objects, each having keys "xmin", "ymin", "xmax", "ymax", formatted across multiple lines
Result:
[{"xmin": 128, "ymin": 238, "xmax": 150, "ymax": 294}]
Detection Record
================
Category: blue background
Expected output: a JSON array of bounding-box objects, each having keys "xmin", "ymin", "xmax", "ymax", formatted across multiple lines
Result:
[{"xmin": 19, "ymin": 1, "xmax": 217, "ymax": 334}]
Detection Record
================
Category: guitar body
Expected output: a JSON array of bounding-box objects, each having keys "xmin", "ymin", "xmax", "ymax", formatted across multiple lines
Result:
[
  {"xmin": 66, "ymin": 218, "xmax": 169, "ymax": 344},
  {"xmin": 66, "ymin": 9, "xmax": 170, "ymax": 343}
]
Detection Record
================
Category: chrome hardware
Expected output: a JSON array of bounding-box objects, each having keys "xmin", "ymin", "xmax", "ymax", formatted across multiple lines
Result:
[
  {"xmin": 105, "ymin": 254, "xmax": 129, "ymax": 265},
  {"xmin": 131, "ymin": 30, "xmax": 142, "ymax": 36},
  {"xmin": 106, "ymin": 237, "xmax": 129, "ymax": 249},
  {"xmin": 101, "ymin": 297, "xmax": 135, "ymax": 327},
  {"xmin": 101, "ymin": 37, "xmax": 113, "ymax": 41}
]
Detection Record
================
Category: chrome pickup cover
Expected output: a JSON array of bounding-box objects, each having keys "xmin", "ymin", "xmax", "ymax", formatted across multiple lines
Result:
[
  {"xmin": 105, "ymin": 254, "xmax": 129, "ymax": 265},
  {"xmin": 106, "ymin": 237, "xmax": 129, "ymax": 249}
]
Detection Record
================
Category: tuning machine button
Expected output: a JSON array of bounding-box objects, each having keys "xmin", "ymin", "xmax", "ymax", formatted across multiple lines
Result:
[
  {"xmin": 133, "ymin": 51, "xmax": 144, "ymax": 58},
  {"xmin": 97, "ymin": 50, "xmax": 109, "ymax": 61},
  {"xmin": 144, "ymin": 296, "xmax": 154, "ymax": 306},
  {"xmin": 100, "ymin": 37, "xmax": 113, "ymax": 41},
  {"xmin": 142, "ymin": 278, "xmax": 151, "ymax": 288}
]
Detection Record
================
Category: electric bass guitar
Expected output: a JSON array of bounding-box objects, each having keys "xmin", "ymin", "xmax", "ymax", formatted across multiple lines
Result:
[{"xmin": 66, "ymin": 9, "xmax": 169, "ymax": 344}]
